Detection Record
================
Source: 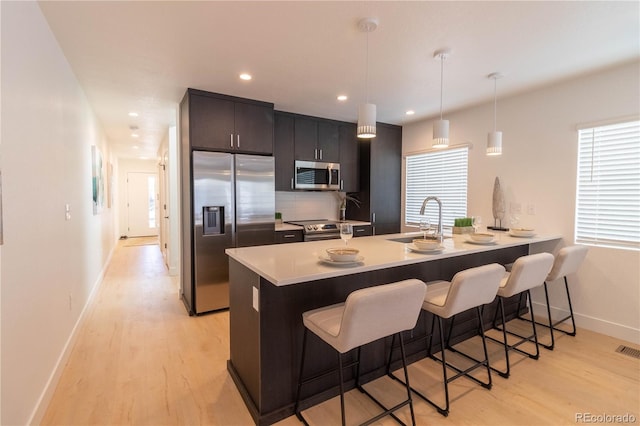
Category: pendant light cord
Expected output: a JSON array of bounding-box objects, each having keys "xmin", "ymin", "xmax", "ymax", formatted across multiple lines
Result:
[
  {"xmin": 493, "ymin": 77, "xmax": 497, "ymax": 131},
  {"xmin": 365, "ymin": 29, "xmax": 370, "ymax": 104},
  {"xmin": 439, "ymin": 55, "xmax": 444, "ymax": 120}
]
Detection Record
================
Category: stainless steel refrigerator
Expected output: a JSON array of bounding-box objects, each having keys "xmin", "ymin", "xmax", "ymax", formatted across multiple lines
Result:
[{"xmin": 183, "ymin": 151, "xmax": 275, "ymax": 314}]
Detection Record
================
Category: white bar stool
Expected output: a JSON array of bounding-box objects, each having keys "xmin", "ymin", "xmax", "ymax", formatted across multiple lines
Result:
[
  {"xmin": 390, "ymin": 263, "xmax": 505, "ymax": 417},
  {"xmin": 294, "ymin": 279, "xmax": 427, "ymax": 426},
  {"xmin": 516, "ymin": 245, "xmax": 588, "ymax": 350},
  {"xmin": 489, "ymin": 252, "xmax": 555, "ymax": 378}
]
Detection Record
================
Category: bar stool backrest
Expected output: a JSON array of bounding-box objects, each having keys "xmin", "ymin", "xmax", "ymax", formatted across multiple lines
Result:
[
  {"xmin": 337, "ymin": 279, "xmax": 427, "ymax": 353},
  {"xmin": 501, "ymin": 253, "xmax": 555, "ymax": 298},
  {"xmin": 442, "ymin": 263, "xmax": 506, "ymax": 318},
  {"xmin": 547, "ymin": 245, "xmax": 588, "ymax": 281}
]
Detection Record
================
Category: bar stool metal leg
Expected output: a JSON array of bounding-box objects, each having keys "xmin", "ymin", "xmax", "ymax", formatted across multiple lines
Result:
[
  {"xmin": 337, "ymin": 352, "xmax": 346, "ymax": 426},
  {"xmin": 488, "ymin": 290, "xmax": 540, "ymax": 378},
  {"xmin": 515, "ymin": 245, "xmax": 587, "ymax": 350},
  {"xmin": 294, "ymin": 329, "xmax": 310, "ymax": 425}
]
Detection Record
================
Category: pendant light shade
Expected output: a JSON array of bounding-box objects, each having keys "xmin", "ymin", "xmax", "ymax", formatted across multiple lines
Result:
[
  {"xmin": 432, "ymin": 49, "xmax": 451, "ymax": 148},
  {"xmin": 357, "ymin": 103, "xmax": 377, "ymax": 138},
  {"xmin": 432, "ymin": 119, "xmax": 450, "ymax": 148},
  {"xmin": 357, "ymin": 18, "xmax": 378, "ymax": 139},
  {"xmin": 487, "ymin": 72, "xmax": 503, "ymax": 156},
  {"xmin": 487, "ymin": 131, "xmax": 502, "ymax": 155}
]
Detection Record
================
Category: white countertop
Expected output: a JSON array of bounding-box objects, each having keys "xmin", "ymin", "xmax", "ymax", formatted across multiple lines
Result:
[
  {"xmin": 275, "ymin": 223, "xmax": 303, "ymax": 231},
  {"xmin": 226, "ymin": 231, "xmax": 562, "ymax": 286}
]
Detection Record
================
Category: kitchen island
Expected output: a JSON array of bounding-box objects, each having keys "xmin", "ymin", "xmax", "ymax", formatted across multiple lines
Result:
[{"xmin": 225, "ymin": 231, "xmax": 561, "ymax": 425}]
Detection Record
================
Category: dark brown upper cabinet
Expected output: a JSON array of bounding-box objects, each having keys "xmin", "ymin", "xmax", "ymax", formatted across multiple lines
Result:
[
  {"xmin": 186, "ymin": 89, "xmax": 274, "ymax": 155},
  {"xmin": 294, "ymin": 115, "xmax": 339, "ymax": 163},
  {"xmin": 274, "ymin": 112, "xmax": 295, "ymax": 191},
  {"xmin": 338, "ymin": 122, "xmax": 359, "ymax": 192}
]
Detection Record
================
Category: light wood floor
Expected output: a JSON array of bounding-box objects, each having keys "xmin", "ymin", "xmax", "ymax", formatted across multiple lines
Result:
[{"xmin": 42, "ymin": 241, "xmax": 640, "ymax": 425}]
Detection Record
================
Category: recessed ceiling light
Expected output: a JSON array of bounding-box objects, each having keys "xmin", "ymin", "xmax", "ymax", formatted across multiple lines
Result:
[
  {"xmin": 131, "ymin": 133, "xmax": 139, "ymax": 138},
  {"xmin": 337, "ymin": 95, "xmax": 348, "ymax": 101},
  {"xmin": 239, "ymin": 73, "xmax": 252, "ymax": 81},
  {"xmin": 406, "ymin": 110, "xmax": 415, "ymax": 116},
  {"xmin": 128, "ymin": 112, "xmax": 138, "ymax": 117}
]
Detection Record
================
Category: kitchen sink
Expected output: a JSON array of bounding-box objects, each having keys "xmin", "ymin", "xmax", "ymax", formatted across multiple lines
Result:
[{"xmin": 387, "ymin": 235, "xmax": 449, "ymax": 243}]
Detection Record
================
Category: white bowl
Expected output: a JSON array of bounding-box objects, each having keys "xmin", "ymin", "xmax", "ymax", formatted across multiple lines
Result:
[
  {"xmin": 469, "ymin": 232, "xmax": 495, "ymax": 243},
  {"xmin": 412, "ymin": 239, "xmax": 441, "ymax": 250},
  {"xmin": 326, "ymin": 247, "xmax": 360, "ymax": 262},
  {"xmin": 510, "ymin": 228, "xmax": 535, "ymax": 237}
]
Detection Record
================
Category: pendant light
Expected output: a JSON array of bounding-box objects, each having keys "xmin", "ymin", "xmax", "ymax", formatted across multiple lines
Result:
[
  {"xmin": 357, "ymin": 18, "xmax": 377, "ymax": 139},
  {"xmin": 486, "ymin": 72, "xmax": 503, "ymax": 156},
  {"xmin": 432, "ymin": 48, "xmax": 451, "ymax": 148}
]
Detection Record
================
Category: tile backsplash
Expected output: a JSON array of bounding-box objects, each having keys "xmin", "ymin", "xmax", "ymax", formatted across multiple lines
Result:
[{"xmin": 276, "ymin": 191, "xmax": 341, "ymax": 222}]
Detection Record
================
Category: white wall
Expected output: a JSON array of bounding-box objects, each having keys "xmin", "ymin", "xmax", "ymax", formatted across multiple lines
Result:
[
  {"xmin": 0, "ymin": 2, "xmax": 117, "ymax": 424},
  {"xmin": 117, "ymin": 158, "xmax": 159, "ymax": 238},
  {"xmin": 403, "ymin": 61, "xmax": 640, "ymax": 343},
  {"xmin": 157, "ymin": 125, "xmax": 180, "ymax": 276}
]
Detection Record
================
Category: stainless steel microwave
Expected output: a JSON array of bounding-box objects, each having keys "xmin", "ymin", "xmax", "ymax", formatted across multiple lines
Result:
[{"xmin": 294, "ymin": 160, "xmax": 340, "ymax": 190}]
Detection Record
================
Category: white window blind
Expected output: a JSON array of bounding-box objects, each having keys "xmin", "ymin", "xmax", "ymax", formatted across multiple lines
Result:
[
  {"xmin": 405, "ymin": 147, "xmax": 468, "ymax": 227},
  {"xmin": 576, "ymin": 120, "xmax": 640, "ymax": 250}
]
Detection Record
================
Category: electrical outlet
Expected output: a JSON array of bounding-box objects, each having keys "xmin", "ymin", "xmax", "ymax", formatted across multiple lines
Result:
[
  {"xmin": 527, "ymin": 204, "xmax": 536, "ymax": 215},
  {"xmin": 65, "ymin": 203, "xmax": 71, "ymax": 221},
  {"xmin": 252, "ymin": 287, "xmax": 259, "ymax": 312}
]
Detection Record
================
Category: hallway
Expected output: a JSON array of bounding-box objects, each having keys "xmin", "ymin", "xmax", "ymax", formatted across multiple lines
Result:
[
  {"xmin": 41, "ymin": 240, "xmax": 639, "ymax": 425},
  {"xmin": 41, "ymin": 240, "xmax": 254, "ymax": 425}
]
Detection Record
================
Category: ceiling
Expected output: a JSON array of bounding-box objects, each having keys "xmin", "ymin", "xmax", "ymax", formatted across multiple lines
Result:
[{"xmin": 38, "ymin": 1, "xmax": 639, "ymax": 160}]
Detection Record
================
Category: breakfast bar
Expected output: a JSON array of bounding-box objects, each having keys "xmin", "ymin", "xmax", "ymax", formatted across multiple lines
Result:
[{"xmin": 225, "ymin": 232, "xmax": 561, "ymax": 425}]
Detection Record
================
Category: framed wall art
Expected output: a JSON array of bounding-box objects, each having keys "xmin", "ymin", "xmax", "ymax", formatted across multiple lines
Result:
[{"xmin": 92, "ymin": 145, "xmax": 104, "ymax": 215}]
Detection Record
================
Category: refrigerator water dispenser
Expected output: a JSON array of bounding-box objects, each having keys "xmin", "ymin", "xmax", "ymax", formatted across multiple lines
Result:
[{"xmin": 203, "ymin": 206, "xmax": 224, "ymax": 235}]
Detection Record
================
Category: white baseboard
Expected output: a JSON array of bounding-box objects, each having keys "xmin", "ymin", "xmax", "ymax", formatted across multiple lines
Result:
[
  {"xmin": 28, "ymin": 244, "xmax": 116, "ymax": 425},
  {"xmin": 531, "ymin": 301, "xmax": 640, "ymax": 345}
]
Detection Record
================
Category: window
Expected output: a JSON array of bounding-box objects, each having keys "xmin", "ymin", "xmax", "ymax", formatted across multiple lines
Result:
[
  {"xmin": 405, "ymin": 147, "xmax": 468, "ymax": 228},
  {"xmin": 576, "ymin": 120, "xmax": 640, "ymax": 250}
]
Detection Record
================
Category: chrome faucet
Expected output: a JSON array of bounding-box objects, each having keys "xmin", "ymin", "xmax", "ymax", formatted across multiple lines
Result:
[{"xmin": 420, "ymin": 196, "xmax": 443, "ymax": 241}]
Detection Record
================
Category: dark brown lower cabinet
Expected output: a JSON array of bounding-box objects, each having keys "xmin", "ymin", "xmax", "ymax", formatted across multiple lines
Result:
[
  {"xmin": 275, "ymin": 230, "xmax": 303, "ymax": 244},
  {"xmin": 353, "ymin": 224, "xmax": 373, "ymax": 237}
]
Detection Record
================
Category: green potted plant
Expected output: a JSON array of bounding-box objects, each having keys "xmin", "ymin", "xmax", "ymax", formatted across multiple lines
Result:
[{"xmin": 452, "ymin": 217, "xmax": 474, "ymax": 234}]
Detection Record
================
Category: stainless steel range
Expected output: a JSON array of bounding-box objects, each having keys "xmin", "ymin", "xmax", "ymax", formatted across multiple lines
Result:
[{"xmin": 285, "ymin": 219, "xmax": 342, "ymax": 242}]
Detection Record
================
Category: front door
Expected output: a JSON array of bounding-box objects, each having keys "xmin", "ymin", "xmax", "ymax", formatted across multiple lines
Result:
[{"xmin": 127, "ymin": 172, "xmax": 158, "ymax": 237}]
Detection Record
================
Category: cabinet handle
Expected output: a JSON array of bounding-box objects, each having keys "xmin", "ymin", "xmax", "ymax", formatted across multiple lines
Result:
[
  {"xmin": 291, "ymin": 178, "xmax": 294, "ymax": 189},
  {"xmin": 340, "ymin": 179, "xmax": 343, "ymax": 191},
  {"xmin": 230, "ymin": 134, "xmax": 234, "ymax": 148},
  {"xmin": 283, "ymin": 234, "xmax": 297, "ymax": 238},
  {"xmin": 319, "ymin": 149, "xmax": 323, "ymax": 160},
  {"xmin": 237, "ymin": 134, "xmax": 240, "ymax": 148},
  {"xmin": 372, "ymin": 213, "xmax": 376, "ymax": 223},
  {"xmin": 314, "ymin": 148, "xmax": 318, "ymax": 159},
  {"xmin": 355, "ymin": 228, "xmax": 364, "ymax": 233}
]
